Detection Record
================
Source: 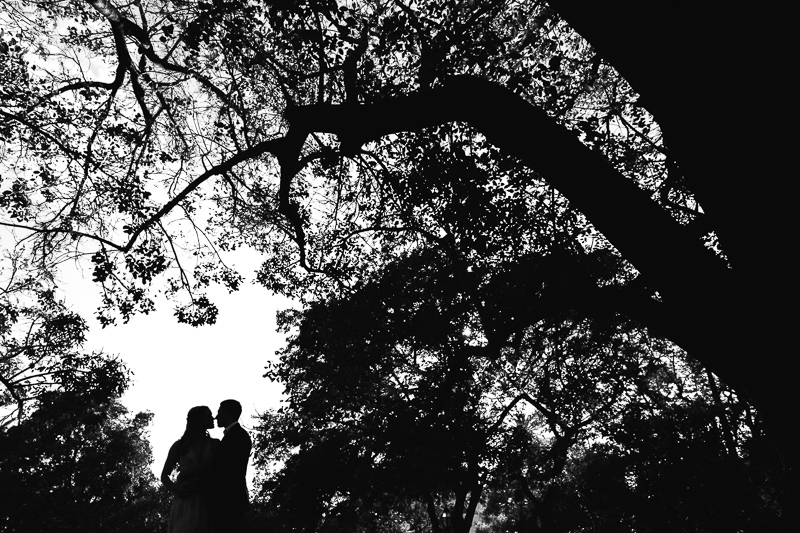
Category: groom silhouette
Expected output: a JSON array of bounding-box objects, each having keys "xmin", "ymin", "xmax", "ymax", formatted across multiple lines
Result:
[{"xmin": 207, "ymin": 399, "xmax": 252, "ymax": 533}]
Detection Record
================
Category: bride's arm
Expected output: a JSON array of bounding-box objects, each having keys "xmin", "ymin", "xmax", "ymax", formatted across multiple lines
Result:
[{"xmin": 160, "ymin": 442, "xmax": 191, "ymax": 498}]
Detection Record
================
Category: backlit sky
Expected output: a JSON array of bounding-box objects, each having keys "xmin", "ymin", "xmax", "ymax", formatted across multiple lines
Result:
[
  {"xmin": 5, "ymin": 17, "xmax": 297, "ymax": 489},
  {"xmin": 62, "ymin": 254, "xmax": 293, "ymax": 484}
]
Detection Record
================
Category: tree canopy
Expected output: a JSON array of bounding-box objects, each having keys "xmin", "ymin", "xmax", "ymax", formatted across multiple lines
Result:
[
  {"xmin": 255, "ymin": 249, "xmax": 781, "ymax": 532},
  {"xmin": 1, "ymin": 0, "xmax": 796, "ymax": 529},
  {"xmin": 0, "ymin": 354, "xmax": 168, "ymax": 532},
  {"xmin": 0, "ymin": 273, "xmax": 109, "ymax": 426}
]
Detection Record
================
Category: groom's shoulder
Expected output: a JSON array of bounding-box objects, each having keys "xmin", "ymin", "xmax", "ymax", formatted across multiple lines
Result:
[
  {"xmin": 236, "ymin": 423, "xmax": 251, "ymax": 439},
  {"xmin": 234, "ymin": 424, "xmax": 252, "ymax": 447},
  {"xmin": 226, "ymin": 423, "xmax": 249, "ymax": 440}
]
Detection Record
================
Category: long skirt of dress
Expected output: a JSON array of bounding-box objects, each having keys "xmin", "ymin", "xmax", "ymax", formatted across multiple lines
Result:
[{"xmin": 168, "ymin": 493, "xmax": 213, "ymax": 533}]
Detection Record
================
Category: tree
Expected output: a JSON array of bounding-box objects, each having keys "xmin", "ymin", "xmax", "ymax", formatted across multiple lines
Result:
[
  {"xmin": 2, "ymin": 0, "xmax": 795, "ymax": 525},
  {"xmin": 0, "ymin": 356, "xmax": 168, "ymax": 533},
  {"xmin": 258, "ymin": 248, "xmax": 781, "ymax": 532},
  {"xmin": 0, "ymin": 251, "xmax": 168, "ymax": 530},
  {"xmin": 482, "ymin": 358, "xmax": 783, "ymax": 533},
  {"xmin": 255, "ymin": 250, "xmax": 492, "ymax": 533},
  {"xmin": 0, "ymin": 266, "xmax": 103, "ymax": 426}
]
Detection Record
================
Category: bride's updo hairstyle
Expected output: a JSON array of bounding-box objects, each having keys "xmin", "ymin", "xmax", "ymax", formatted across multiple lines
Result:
[{"xmin": 178, "ymin": 405, "xmax": 211, "ymax": 453}]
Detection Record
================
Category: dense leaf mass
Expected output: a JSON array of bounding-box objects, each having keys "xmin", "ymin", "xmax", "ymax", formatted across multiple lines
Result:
[
  {"xmin": 0, "ymin": 354, "xmax": 167, "ymax": 533},
  {"xmin": 255, "ymin": 250, "xmax": 781, "ymax": 532}
]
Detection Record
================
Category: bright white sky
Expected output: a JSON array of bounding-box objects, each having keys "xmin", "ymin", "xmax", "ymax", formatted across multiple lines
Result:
[
  {"xmin": 1, "ymin": 13, "xmax": 294, "ymax": 490},
  {"xmin": 60, "ymin": 251, "xmax": 293, "ymax": 485}
]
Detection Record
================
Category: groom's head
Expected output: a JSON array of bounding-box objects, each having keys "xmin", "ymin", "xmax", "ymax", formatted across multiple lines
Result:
[{"xmin": 216, "ymin": 399, "xmax": 242, "ymax": 428}]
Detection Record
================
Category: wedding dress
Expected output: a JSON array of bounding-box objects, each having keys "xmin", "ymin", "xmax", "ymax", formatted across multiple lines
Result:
[{"xmin": 168, "ymin": 439, "xmax": 217, "ymax": 533}]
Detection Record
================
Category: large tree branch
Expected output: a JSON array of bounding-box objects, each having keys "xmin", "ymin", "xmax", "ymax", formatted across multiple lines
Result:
[
  {"xmin": 282, "ymin": 76, "xmax": 727, "ymax": 303},
  {"xmin": 517, "ymin": 8, "xmax": 798, "ymax": 460},
  {"xmin": 3, "ymin": 139, "xmax": 285, "ymax": 254},
  {"xmin": 123, "ymin": 138, "xmax": 286, "ymax": 252},
  {"xmin": 85, "ymin": 0, "xmax": 243, "ymax": 119},
  {"xmin": 276, "ymin": 76, "xmax": 765, "ymax": 401},
  {"xmin": 546, "ymin": 0, "xmax": 795, "ymax": 284}
]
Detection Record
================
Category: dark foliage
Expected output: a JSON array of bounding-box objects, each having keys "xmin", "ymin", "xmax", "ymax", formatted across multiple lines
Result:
[
  {"xmin": 255, "ymin": 250, "xmax": 782, "ymax": 532},
  {"xmin": 0, "ymin": 360, "xmax": 168, "ymax": 533}
]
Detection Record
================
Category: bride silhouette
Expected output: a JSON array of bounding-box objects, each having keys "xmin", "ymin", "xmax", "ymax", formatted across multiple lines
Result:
[{"xmin": 161, "ymin": 406, "xmax": 219, "ymax": 533}]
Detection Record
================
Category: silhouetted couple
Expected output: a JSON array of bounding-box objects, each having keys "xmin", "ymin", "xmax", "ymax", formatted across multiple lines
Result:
[{"xmin": 161, "ymin": 400, "xmax": 252, "ymax": 533}]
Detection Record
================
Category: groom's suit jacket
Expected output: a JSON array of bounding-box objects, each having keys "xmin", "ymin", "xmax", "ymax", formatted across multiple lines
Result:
[{"xmin": 209, "ymin": 422, "xmax": 252, "ymax": 520}]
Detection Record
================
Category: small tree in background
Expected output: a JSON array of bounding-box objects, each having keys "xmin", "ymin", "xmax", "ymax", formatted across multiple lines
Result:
[{"xmin": 0, "ymin": 352, "xmax": 168, "ymax": 532}]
